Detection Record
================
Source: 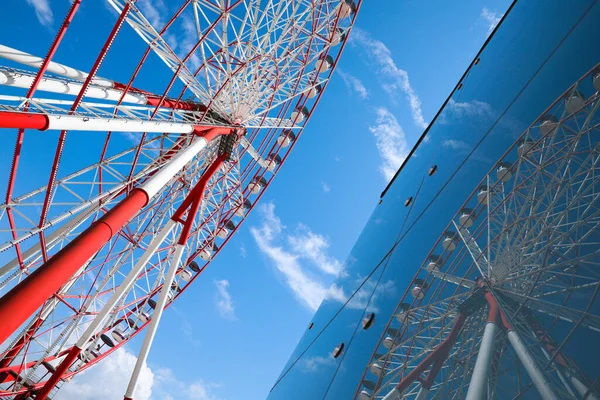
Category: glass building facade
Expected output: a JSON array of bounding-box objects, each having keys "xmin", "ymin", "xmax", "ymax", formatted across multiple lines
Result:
[{"xmin": 267, "ymin": 1, "xmax": 600, "ymax": 399}]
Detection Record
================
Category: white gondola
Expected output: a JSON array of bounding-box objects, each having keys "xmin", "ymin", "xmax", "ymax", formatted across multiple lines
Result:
[
  {"xmin": 383, "ymin": 336, "xmax": 394, "ymax": 349},
  {"xmin": 411, "ymin": 279, "xmax": 426, "ymax": 300},
  {"xmin": 305, "ymin": 84, "xmax": 322, "ymax": 99},
  {"xmin": 593, "ymin": 69, "xmax": 600, "ymax": 92},
  {"xmin": 199, "ymin": 246, "xmax": 212, "ymax": 261},
  {"xmin": 565, "ymin": 90, "xmax": 585, "ymax": 114},
  {"xmin": 266, "ymin": 153, "xmax": 282, "ymax": 171},
  {"xmin": 396, "ymin": 303, "xmax": 411, "ymax": 323},
  {"xmin": 338, "ymin": 0, "xmax": 357, "ymax": 19},
  {"xmin": 276, "ymin": 130, "xmax": 296, "ymax": 148},
  {"xmin": 179, "ymin": 269, "xmax": 193, "ymax": 282},
  {"xmin": 442, "ymin": 234, "xmax": 457, "ymax": 251},
  {"xmin": 370, "ymin": 362, "xmax": 383, "ymax": 376},
  {"xmin": 248, "ymin": 176, "xmax": 267, "ymax": 194},
  {"xmin": 216, "ymin": 221, "xmax": 235, "ymax": 239},
  {"xmin": 540, "ymin": 115, "xmax": 558, "ymax": 136},
  {"xmin": 426, "ymin": 255, "xmax": 441, "ymax": 272},
  {"xmin": 330, "ymin": 28, "xmax": 346, "ymax": 46},
  {"xmin": 496, "ymin": 162, "xmax": 513, "ymax": 183},
  {"xmin": 235, "ymin": 199, "xmax": 252, "ymax": 217},
  {"xmin": 358, "ymin": 391, "xmax": 371, "ymax": 400},
  {"xmin": 477, "ymin": 185, "xmax": 488, "ymax": 205},
  {"xmin": 139, "ymin": 311, "xmax": 150, "ymax": 324},
  {"xmin": 315, "ymin": 55, "xmax": 334, "ymax": 74},
  {"xmin": 517, "ymin": 138, "xmax": 535, "ymax": 157},
  {"xmin": 458, "ymin": 208, "xmax": 474, "ymax": 228},
  {"xmin": 111, "ymin": 328, "xmax": 126, "ymax": 343},
  {"xmin": 291, "ymin": 106, "xmax": 309, "ymax": 123}
]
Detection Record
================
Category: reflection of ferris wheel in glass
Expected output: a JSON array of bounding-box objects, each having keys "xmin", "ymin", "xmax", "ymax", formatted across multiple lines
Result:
[
  {"xmin": 0, "ymin": 1, "xmax": 359, "ymax": 398},
  {"xmin": 355, "ymin": 66, "xmax": 600, "ymax": 400}
]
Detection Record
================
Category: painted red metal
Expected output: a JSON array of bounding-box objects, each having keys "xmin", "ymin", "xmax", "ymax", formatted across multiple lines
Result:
[
  {"xmin": 0, "ymin": 189, "xmax": 148, "ymax": 346},
  {"xmin": 394, "ymin": 313, "xmax": 466, "ymax": 393},
  {"xmin": 484, "ymin": 291, "xmax": 499, "ymax": 324},
  {"xmin": 175, "ymin": 155, "xmax": 226, "ymax": 245},
  {"xmin": 34, "ymin": 347, "xmax": 81, "ymax": 400},
  {"xmin": 0, "ymin": 112, "xmax": 49, "ymax": 130}
]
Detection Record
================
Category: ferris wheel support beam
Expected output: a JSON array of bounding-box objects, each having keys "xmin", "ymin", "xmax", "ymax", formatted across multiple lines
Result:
[
  {"xmin": 382, "ymin": 313, "xmax": 467, "ymax": 400},
  {"xmin": 466, "ymin": 292, "xmax": 500, "ymax": 400},
  {"xmin": 498, "ymin": 305, "xmax": 559, "ymax": 400},
  {"xmin": 0, "ymin": 44, "xmax": 113, "ymax": 88},
  {"xmin": 124, "ymin": 154, "xmax": 226, "ymax": 400},
  {"xmin": 0, "ymin": 128, "xmax": 230, "ymax": 348},
  {"xmin": 0, "ymin": 110, "xmax": 212, "ymax": 134},
  {"xmin": 36, "ymin": 152, "xmax": 228, "ymax": 400}
]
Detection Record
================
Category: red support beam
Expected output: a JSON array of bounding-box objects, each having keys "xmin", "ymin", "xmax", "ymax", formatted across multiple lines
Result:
[{"xmin": 394, "ymin": 313, "xmax": 466, "ymax": 394}]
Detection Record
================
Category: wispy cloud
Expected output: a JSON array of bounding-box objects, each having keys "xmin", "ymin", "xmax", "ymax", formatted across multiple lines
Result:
[
  {"xmin": 179, "ymin": 16, "xmax": 202, "ymax": 71},
  {"xmin": 26, "ymin": 0, "xmax": 53, "ymax": 27},
  {"xmin": 337, "ymin": 69, "xmax": 369, "ymax": 99},
  {"xmin": 153, "ymin": 367, "xmax": 222, "ymax": 400},
  {"xmin": 250, "ymin": 202, "xmax": 341, "ymax": 311},
  {"xmin": 214, "ymin": 280, "xmax": 236, "ymax": 320},
  {"xmin": 171, "ymin": 306, "xmax": 201, "ymax": 348},
  {"xmin": 240, "ymin": 243, "xmax": 247, "ymax": 258},
  {"xmin": 138, "ymin": 0, "xmax": 166, "ymax": 28},
  {"xmin": 352, "ymin": 28, "xmax": 428, "ymax": 130},
  {"xmin": 481, "ymin": 8, "xmax": 503, "ymax": 35},
  {"xmin": 369, "ymin": 108, "xmax": 410, "ymax": 181},
  {"xmin": 60, "ymin": 348, "xmax": 154, "ymax": 400},
  {"xmin": 321, "ymin": 181, "xmax": 331, "ymax": 193},
  {"xmin": 442, "ymin": 139, "xmax": 469, "ymax": 150}
]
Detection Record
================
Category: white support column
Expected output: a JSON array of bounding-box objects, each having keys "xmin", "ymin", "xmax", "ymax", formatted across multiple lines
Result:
[
  {"xmin": 506, "ymin": 330, "xmax": 559, "ymax": 400},
  {"xmin": 73, "ymin": 220, "xmax": 176, "ymax": 351},
  {"xmin": 0, "ymin": 44, "xmax": 114, "ymax": 87},
  {"xmin": 466, "ymin": 322, "xmax": 498, "ymax": 400},
  {"xmin": 124, "ymin": 243, "xmax": 184, "ymax": 400},
  {"xmin": 567, "ymin": 371, "xmax": 599, "ymax": 400},
  {"xmin": 44, "ymin": 114, "xmax": 196, "ymax": 134},
  {"xmin": 382, "ymin": 387, "xmax": 401, "ymax": 400},
  {"xmin": 0, "ymin": 69, "xmax": 146, "ymax": 104}
]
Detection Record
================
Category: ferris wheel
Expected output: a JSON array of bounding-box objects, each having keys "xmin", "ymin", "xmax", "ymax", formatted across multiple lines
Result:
[
  {"xmin": 355, "ymin": 65, "xmax": 600, "ymax": 400},
  {"xmin": 0, "ymin": 1, "xmax": 360, "ymax": 398}
]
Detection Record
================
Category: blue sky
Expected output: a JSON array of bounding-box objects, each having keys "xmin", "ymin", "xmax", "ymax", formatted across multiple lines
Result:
[{"xmin": 4, "ymin": 1, "xmax": 511, "ymax": 399}]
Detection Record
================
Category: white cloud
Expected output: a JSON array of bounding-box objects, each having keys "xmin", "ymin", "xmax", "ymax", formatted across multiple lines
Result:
[
  {"xmin": 152, "ymin": 367, "xmax": 222, "ymax": 400},
  {"xmin": 288, "ymin": 225, "xmax": 342, "ymax": 276},
  {"xmin": 179, "ymin": 16, "xmax": 202, "ymax": 71},
  {"xmin": 26, "ymin": 0, "xmax": 53, "ymax": 27},
  {"xmin": 250, "ymin": 202, "xmax": 342, "ymax": 311},
  {"xmin": 481, "ymin": 8, "xmax": 503, "ymax": 35},
  {"xmin": 57, "ymin": 348, "xmax": 154, "ymax": 400},
  {"xmin": 337, "ymin": 69, "xmax": 369, "ymax": 99},
  {"xmin": 214, "ymin": 279, "xmax": 236, "ymax": 320},
  {"xmin": 138, "ymin": 0, "xmax": 167, "ymax": 28},
  {"xmin": 240, "ymin": 243, "xmax": 247, "ymax": 258},
  {"xmin": 321, "ymin": 181, "xmax": 331, "ymax": 193},
  {"xmin": 352, "ymin": 28, "xmax": 428, "ymax": 130},
  {"xmin": 369, "ymin": 108, "xmax": 411, "ymax": 181},
  {"xmin": 171, "ymin": 306, "xmax": 201, "ymax": 348},
  {"xmin": 442, "ymin": 139, "xmax": 469, "ymax": 150}
]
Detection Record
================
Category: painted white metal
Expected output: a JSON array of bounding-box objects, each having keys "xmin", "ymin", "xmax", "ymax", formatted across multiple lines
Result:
[
  {"xmin": 0, "ymin": 69, "xmax": 145, "ymax": 104},
  {"xmin": 567, "ymin": 372, "xmax": 599, "ymax": 400},
  {"xmin": 45, "ymin": 114, "xmax": 196, "ymax": 133},
  {"xmin": 239, "ymin": 136, "xmax": 268, "ymax": 168},
  {"xmin": 506, "ymin": 330, "xmax": 559, "ymax": 400},
  {"xmin": 415, "ymin": 387, "xmax": 429, "ymax": 400},
  {"xmin": 74, "ymin": 219, "xmax": 176, "ymax": 349},
  {"xmin": 124, "ymin": 243, "xmax": 184, "ymax": 399},
  {"xmin": 382, "ymin": 387, "xmax": 401, "ymax": 400},
  {"xmin": 0, "ymin": 44, "xmax": 114, "ymax": 87},
  {"xmin": 466, "ymin": 322, "xmax": 498, "ymax": 400},
  {"xmin": 140, "ymin": 137, "xmax": 208, "ymax": 198}
]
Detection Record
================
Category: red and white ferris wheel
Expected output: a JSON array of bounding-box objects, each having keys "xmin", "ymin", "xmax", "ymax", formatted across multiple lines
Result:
[{"xmin": 0, "ymin": 1, "xmax": 360, "ymax": 398}]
